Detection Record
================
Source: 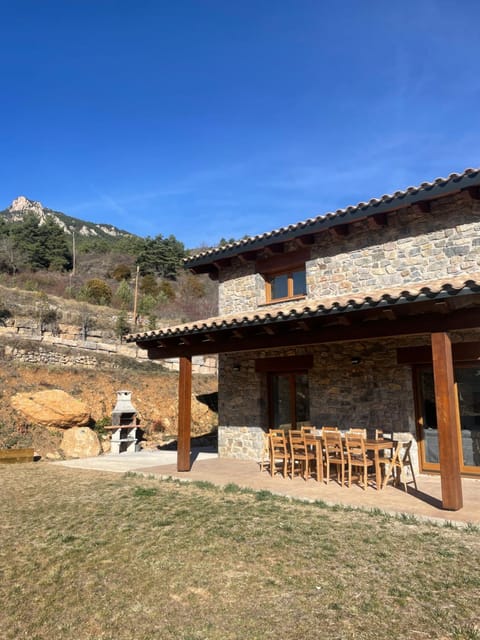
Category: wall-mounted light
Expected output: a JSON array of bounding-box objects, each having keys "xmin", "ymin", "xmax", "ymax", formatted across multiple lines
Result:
[
  {"xmin": 351, "ymin": 357, "xmax": 361, "ymax": 365},
  {"xmin": 233, "ymin": 363, "xmax": 241, "ymax": 371}
]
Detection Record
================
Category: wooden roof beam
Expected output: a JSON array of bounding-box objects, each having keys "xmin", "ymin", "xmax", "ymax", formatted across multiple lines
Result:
[
  {"xmin": 382, "ymin": 308, "xmax": 397, "ymax": 320},
  {"xmin": 332, "ymin": 224, "xmax": 349, "ymax": 237},
  {"xmin": 262, "ymin": 325, "xmax": 277, "ymax": 335},
  {"xmin": 369, "ymin": 212, "xmax": 388, "ymax": 228},
  {"xmin": 294, "ymin": 234, "xmax": 315, "ymax": 249},
  {"xmin": 237, "ymin": 251, "xmax": 258, "ymax": 264},
  {"xmin": 466, "ymin": 186, "xmax": 480, "ymax": 201},
  {"xmin": 415, "ymin": 200, "xmax": 431, "ymax": 214},
  {"xmin": 262, "ymin": 243, "xmax": 284, "ymax": 257}
]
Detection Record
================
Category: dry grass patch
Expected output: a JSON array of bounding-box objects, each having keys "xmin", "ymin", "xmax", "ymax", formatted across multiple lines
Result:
[{"xmin": 1, "ymin": 463, "xmax": 479, "ymax": 640}]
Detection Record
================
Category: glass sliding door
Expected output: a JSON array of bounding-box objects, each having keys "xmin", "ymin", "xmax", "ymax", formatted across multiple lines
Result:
[
  {"xmin": 416, "ymin": 365, "xmax": 480, "ymax": 475},
  {"xmin": 456, "ymin": 367, "xmax": 480, "ymax": 471},
  {"xmin": 269, "ymin": 372, "xmax": 310, "ymax": 431}
]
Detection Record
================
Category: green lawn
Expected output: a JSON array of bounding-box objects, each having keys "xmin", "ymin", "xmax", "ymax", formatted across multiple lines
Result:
[{"xmin": 1, "ymin": 463, "xmax": 479, "ymax": 640}]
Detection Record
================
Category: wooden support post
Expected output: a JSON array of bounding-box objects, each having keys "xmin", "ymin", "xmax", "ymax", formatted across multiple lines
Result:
[
  {"xmin": 177, "ymin": 355, "xmax": 192, "ymax": 472},
  {"xmin": 431, "ymin": 332, "xmax": 463, "ymax": 510}
]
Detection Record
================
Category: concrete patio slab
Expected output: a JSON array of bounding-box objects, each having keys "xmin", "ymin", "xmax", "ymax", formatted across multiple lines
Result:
[
  {"xmin": 57, "ymin": 450, "xmax": 480, "ymax": 526},
  {"xmin": 57, "ymin": 448, "xmax": 217, "ymax": 473}
]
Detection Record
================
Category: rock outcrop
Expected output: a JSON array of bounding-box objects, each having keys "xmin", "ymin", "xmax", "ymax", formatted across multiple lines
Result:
[
  {"xmin": 61, "ymin": 426, "xmax": 101, "ymax": 458},
  {"xmin": 10, "ymin": 390, "xmax": 91, "ymax": 429}
]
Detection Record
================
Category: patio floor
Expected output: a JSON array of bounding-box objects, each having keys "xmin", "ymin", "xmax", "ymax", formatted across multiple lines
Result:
[
  {"xmin": 58, "ymin": 450, "xmax": 480, "ymax": 526},
  {"xmin": 142, "ymin": 455, "xmax": 480, "ymax": 527}
]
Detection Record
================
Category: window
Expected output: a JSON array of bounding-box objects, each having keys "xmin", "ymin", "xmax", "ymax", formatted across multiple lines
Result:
[
  {"xmin": 268, "ymin": 371, "xmax": 310, "ymax": 430},
  {"xmin": 266, "ymin": 268, "xmax": 307, "ymax": 302},
  {"xmin": 415, "ymin": 364, "xmax": 480, "ymax": 476},
  {"xmin": 256, "ymin": 355, "xmax": 313, "ymax": 431},
  {"xmin": 255, "ymin": 247, "xmax": 310, "ymax": 304}
]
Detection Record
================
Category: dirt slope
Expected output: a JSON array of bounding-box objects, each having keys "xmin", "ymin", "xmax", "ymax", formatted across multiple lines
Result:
[{"xmin": 0, "ymin": 356, "xmax": 218, "ymax": 456}]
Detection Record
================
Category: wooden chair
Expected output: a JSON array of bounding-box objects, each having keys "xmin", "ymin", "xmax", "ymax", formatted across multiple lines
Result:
[
  {"xmin": 289, "ymin": 430, "xmax": 316, "ymax": 480},
  {"xmin": 259, "ymin": 431, "xmax": 271, "ymax": 473},
  {"xmin": 301, "ymin": 426, "xmax": 317, "ymax": 435},
  {"xmin": 304, "ymin": 433, "xmax": 324, "ymax": 482},
  {"xmin": 347, "ymin": 428, "xmax": 366, "ymax": 438},
  {"xmin": 320, "ymin": 425, "xmax": 339, "ymax": 438},
  {"xmin": 269, "ymin": 429, "xmax": 290, "ymax": 478},
  {"xmin": 344, "ymin": 432, "xmax": 374, "ymax": 490},
  {"xmin": 380, "ymin": 439, "xmax": 417, "ymax": 491},
  {"xmin": 323, "ymin": 430, "xmax": 346, "ymax": 486}
]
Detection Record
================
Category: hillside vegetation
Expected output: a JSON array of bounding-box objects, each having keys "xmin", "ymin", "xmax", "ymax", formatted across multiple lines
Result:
[
  {"xmin": 0, "ymin": 196, "xmax": 218, "ymax": 332},
  {"xmin": 0, "ymin": 197, "xmax": 219, "ymax": 456}
]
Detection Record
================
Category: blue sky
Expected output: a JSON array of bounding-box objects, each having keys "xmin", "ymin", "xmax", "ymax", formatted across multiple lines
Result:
[{"xmin": 1, "ymin": 1, "xmax": 479, "ymax": 248}]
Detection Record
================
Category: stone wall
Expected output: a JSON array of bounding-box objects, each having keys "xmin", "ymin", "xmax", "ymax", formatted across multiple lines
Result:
[
  {"xmin": 216, "ymin": 330, "xmax": 480, "ymax": 470},
  {"xmin": 0, "ymin": 328, "xmax": 217, "ymax": 375},
  {"xmin": 2, "ymin": 342, "xmax": 118, "ymax": 369},
  {"xmin": 217, "ymin": 192, "xmax": 480, "ymax": 315}
]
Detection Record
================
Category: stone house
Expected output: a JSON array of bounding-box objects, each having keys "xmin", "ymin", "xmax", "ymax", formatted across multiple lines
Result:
[{"xmin": 128, "ymin": 167, "xmax": 480, "ymax": 510}]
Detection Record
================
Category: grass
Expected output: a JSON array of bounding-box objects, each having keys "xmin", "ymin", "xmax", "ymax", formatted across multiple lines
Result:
[{"xmin": 1, "ymin": 463, "xmax": 479, "ymax": 640}]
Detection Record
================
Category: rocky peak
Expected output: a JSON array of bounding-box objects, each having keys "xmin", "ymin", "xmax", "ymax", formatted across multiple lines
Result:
[
  {"xmin": 3, "ymin": 196, "xmax": 135, "ymax": 240},
  {"xmin": 10, "ymin": 195, "xmax": 44, "ymax": 214}
]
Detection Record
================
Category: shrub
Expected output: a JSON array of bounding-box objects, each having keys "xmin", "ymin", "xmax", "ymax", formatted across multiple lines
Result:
[
  {"xmin": 112, "ymin": 264, "xmax": 132, "ymax": 281},
  {"xmin": 78, "ymin": 279, "xmax": 113, "ymax": 305}
]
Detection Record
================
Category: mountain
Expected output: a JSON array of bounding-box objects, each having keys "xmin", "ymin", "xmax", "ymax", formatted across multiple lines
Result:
[{"xmin": 1, "ymin": 196, "xmax": 137, "ymax": 240}]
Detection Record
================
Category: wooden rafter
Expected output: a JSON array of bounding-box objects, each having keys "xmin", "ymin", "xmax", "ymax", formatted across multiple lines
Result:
[
  {"xmin": 369, "ymin": 212, "xmax": 388, "ymax": 228},
  {"xmin": 381, "ymin": 308, "xmax": 397, "ymax": 320},
  {"xmin": 294, "ymin": 235, "xmax": 315, "ymax": 248},
  {"xmin": 415, "ymin": 200, "xmax": 431, "ymax": 213},
  {"xmin": 466, "ymin": 186, "xmax": 480, "ymax": 201},
  {"xmin": 332, "ymin": 224, "xmax": 349, "ymax": 237},
  {"xmin": 144, "ymin": 305, "xmax": 480, "ymax": 360}
]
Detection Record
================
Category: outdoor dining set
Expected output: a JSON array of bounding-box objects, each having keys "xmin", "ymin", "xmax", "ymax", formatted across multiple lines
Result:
[{"xmin": 261, "ymin": 426, "xmax": 417, "ymax": 491}]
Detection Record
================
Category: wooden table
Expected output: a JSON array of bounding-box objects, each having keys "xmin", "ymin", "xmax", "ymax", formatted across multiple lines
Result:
[{"xmin": 364, "ymin": 439, "xmax": 395, "ymax": 490}]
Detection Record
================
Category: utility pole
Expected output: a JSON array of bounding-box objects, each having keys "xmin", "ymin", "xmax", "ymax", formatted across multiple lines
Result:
[
  {"xmin": 72, "ymin": 230, "xmax": 76, "ymax": 276},
  {"xmin": 133, "ymin": 265, "xmax": 140, "ymax": 327}
]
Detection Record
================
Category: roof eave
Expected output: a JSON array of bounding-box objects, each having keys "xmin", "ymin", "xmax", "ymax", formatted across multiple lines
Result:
[{"xmin": 185, "ymin": 169, "xmax": 480, "ymax": 271}]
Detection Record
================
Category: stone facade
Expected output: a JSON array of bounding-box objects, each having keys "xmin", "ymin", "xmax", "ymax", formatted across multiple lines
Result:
[
  {"xmin": 217, "ymin": 192, "xmax": 480, "ymax": 315},
  {"xmin": 217, "ymin": 328, "xmax": 480, "ymax": 470}
]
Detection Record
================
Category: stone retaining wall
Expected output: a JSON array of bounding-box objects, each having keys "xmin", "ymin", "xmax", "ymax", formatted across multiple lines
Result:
[{"xmin": 0, "ymin": 327, "xmax": 217, "ymax": 375}]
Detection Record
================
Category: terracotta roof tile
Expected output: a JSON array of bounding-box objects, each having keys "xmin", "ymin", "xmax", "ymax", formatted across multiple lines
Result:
[
  {"xmin": 128, "ymin": 273, "xmax": 480, "ymax": 344},
  {"xmin": 185, "ymin": 167, "xmax": 480, "ymax": 268}
]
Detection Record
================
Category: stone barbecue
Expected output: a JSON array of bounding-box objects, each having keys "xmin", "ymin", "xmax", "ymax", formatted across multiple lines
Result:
[{"xmin": 108, "ymin": 390, "xmax": 140, "ymax": 454}]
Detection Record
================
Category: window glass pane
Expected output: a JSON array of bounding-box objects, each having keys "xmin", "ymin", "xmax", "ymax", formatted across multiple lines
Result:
[
  {"xmin": 419, "ymin": 371, "xmax": 439, "ymax": 463},
  {"xmin": 295, "ymin": 373, "xmax": 310, "ymax": 424},
  {"xmin": 271, "ymin": 274, "xmax": 288, "ymax": 299},
  {"xmin": 419, "ymin": 366, "xmax": 480, "ymax": 470},
  {"xmin": 456, "ymin": 367, "xmax": 480, "ymax": 468},
  {"xmin": 270, "ymin": 372, "xmax": 310, "ymax": 430},
  {"xmin": 292, "ymin": 270, "xmax": 307, "ymax": 296},
  {"xmin": 272, "ymin": 374, "xmax": 292, "ymax": 429}
]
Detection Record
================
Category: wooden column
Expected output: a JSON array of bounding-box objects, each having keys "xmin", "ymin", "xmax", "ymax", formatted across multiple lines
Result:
[
  {"xmin": 177, "ymin": 355, "xmax": 192, "ymax": 472},
  {"xmin": 431, "ymin": 332, "xmax": 463, "ymax": 510}
]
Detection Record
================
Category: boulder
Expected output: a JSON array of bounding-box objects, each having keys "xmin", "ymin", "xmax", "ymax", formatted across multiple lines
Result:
[
  {"xmin": 61, "ymin": 426, "xmax": 101, "ymax": 458},
  {"xmin": 10, "ymin": 390, "xmax": 91, "ymax": 429}
]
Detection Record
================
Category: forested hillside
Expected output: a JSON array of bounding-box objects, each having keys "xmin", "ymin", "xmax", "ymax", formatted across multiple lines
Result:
[{"xmin": 0, "ymin": 197, "xmax": 218, "ymax": 333}]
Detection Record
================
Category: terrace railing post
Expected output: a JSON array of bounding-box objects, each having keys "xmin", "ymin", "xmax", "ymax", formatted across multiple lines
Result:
[
  {"xmin": 431, "ymin": 332, "xmax": 463, "ymax": 510},
  {"xmin": 177, "ymin": 355, "xmax": 192, "ymax": 472}
]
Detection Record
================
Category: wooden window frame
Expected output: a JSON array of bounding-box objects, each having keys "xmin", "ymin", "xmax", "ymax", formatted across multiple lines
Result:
[
  {"xmin": 255, "ymin": 247, "xmax": 310, "ymax": 305},
  {"xmin": 413, "ymin": 361, "xmax": 480, "ymax": 477},
  {"xmin": 267, "ymin": 370, "xmax": 310, "ymax": 430},
  {"xmin": 265, "ymin": 269, "xmax": 307, "ymax": 303}
]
